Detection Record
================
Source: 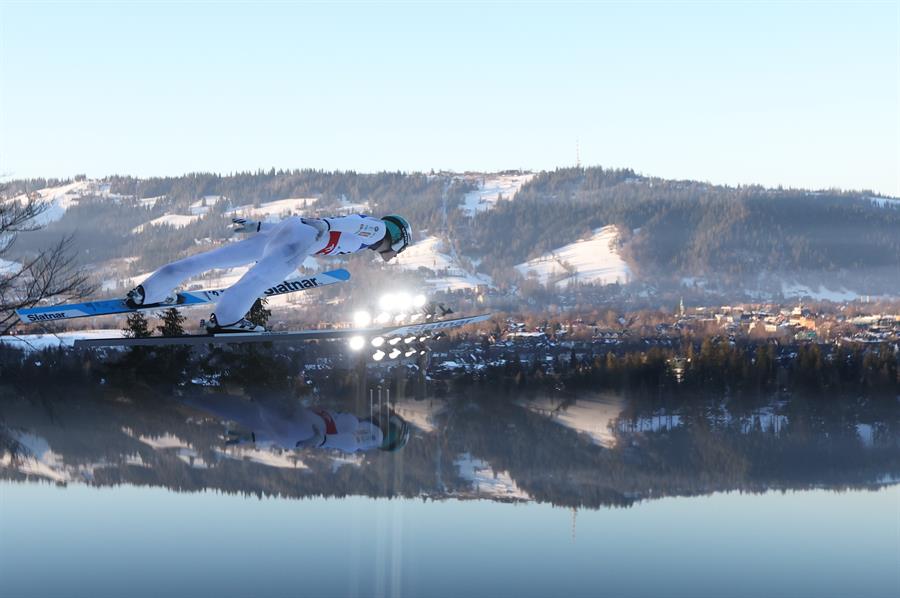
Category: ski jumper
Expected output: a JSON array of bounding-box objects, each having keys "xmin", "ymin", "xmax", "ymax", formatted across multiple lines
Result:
[
  {"xmin": 138, "ymin": 215, "xmax": 386, "ymax": 325},
  {"xmin": 183, "ymin": 395, "xmax": 384, "ymax": 453}
]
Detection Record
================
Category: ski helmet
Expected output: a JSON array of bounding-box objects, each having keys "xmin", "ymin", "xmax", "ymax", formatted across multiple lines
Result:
[
  {"xmin": 381, "ymin": 215, "xmax": 412, "ymax": 255},
  {"xmin": 372, "ymin": 413, "xmax": 411, "ymax": 452}
]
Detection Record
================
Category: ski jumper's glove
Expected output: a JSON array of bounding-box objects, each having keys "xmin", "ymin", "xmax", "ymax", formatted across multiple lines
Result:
[{"xmin": 231, "ymin": 218, "xmax": 262, "ymax": 233}]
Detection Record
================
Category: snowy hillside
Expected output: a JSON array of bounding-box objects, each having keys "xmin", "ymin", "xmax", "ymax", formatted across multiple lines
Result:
[
  {"xmin": 132, "ymin": 213, "xmax": 202, "ymax": 233},
  {"xmin": 189, "ymin": 195, "xmax": 225, "ymax": 215},
  {"xmin": 461, "ymin": 173, "xmax": 534, "ymax": 216},
  {"xmin": 3, "ymin": 180, "xmax": 92, "ymax": 226},
  {"xmin": 519, "ymin": 395, "xmax": 624, "ymax": 448},
  {"xmin": 515, "ymin": 225, "xmax": 631, "ymax": 288},
  {"xmin": 454, "ymin": 453, "xmax": 531, "ymax": 500},
  {"xmin": 390, "ymin": 235, "xmax": 491, "ymax": 292},
  {"xmin": 226, "ymin": 197, "xmax": 318, "ymax": 220}
]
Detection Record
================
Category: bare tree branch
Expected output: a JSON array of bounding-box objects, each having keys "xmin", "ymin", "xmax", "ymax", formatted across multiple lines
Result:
[{"xmin": 0, "ymin": 185, "xmax": 95, "ymax": 335}]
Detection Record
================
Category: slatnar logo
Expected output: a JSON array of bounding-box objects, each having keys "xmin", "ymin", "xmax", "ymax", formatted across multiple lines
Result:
[
  {"xmin": 27, "ymin": 312, "xmax": 67, "ymax": 322},
  {"xmin": 263, "ymin": 278, "xmax": 319, "ymax": 296}
]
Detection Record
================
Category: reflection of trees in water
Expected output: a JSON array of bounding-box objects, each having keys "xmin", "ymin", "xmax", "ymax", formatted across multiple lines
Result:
[{"xmin": 1, "ymin": 388, "xmax": 898, "ymax": 510}]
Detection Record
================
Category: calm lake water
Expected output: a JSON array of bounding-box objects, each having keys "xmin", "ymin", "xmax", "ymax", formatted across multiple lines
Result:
[{"xmin": 1, "ymin": 389, "xmax": 898, "ymax": 597}]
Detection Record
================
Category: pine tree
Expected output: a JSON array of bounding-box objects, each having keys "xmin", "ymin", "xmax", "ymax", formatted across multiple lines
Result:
[
  {"xmin": 156, "ymin": 308, "xmax": 186, "ymax": 337},
  {"xmin": 124, "ymin": 312, "xmax": 151, "ymax": 338},
  {"xmin": 247, "ymin": 298, "xmax": 271, "ymax": 328}
]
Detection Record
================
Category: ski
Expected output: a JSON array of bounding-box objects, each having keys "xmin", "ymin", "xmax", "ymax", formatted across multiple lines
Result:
[
  {"xmin": 16, "ymin": 269, "xmax": 351, "ymax": 324},
  {"xmin": 72, "ymin": 313, "xmax": 492, "ymax": 348}
]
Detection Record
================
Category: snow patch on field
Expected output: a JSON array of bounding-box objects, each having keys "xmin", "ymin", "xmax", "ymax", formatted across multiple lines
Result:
[
  {"xmin": 0, "ymin": 329, "xmax": 125, "ymax": 351},
  {"xmin": 190, "ymin": 195, "xmax": 225, "ymax": 215},
  {"xmin": 226, "ymin": 197, "xmax": 318, "ymax": 220},
  {"xmin": 132, "ymin": 213, "xmax": 202, "ymax": 233},
  {"xmin": 217, "ymin": 446, "xmax": 308, "ymax": 470},
  {"xmin": 389, "ymin": 235, "xmax": 492, "ymax": 292},
  {"xmin": 3, "ymin": 180, "xmax": 92, "ymax": 226},
  {"xmin": 781, "ymin": 282, "xmax": 860, "ymax": 302},
  {"xmin": 461, "ymin": 173, "xmax": 535, "ymax": 216},
  {"xmin": 520, "ymin": 395, "xmax": 624, "ymax": 448},
  {"xmin": 455, "ymin": 453, "xmax": 530, "ymax": 500},
  {"xmin": 515, "ymin": 225, "xmax": 631, "ymax": 288},
  {"xmin": 869, "ymin": 196, "xmax": 900, "ymax": 209},
  {"xmin": 138, "ymin": 195, "xmax": 166, "ymax": 208}
]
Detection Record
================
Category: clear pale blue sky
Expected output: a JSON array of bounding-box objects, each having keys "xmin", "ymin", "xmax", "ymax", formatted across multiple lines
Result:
[{"xmin": 1, "ymin": 1, "xmax": 897, "ymax": 195}]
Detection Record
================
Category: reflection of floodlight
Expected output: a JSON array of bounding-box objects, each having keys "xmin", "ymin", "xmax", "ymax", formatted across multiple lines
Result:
[
  {"xmin": 372, "ymin": 350, "xmax": 385, "ymax": 361},
  {"xmin": 388, "ymin": 337, "xmax": 401, "ymax": 345},
  {"xmin": 404, "ymin": 350, "xmax": 416, "ymax": 357},
  {"xmin": 389, "ymin": 349, "xmax": 401, "ymax": 359},
  {"xmin": 348, "ymin": 336, "xmax": 365, "ymax": 351},
  {"xmin": 413, "ymin": 294, "xmax": 427, "ymax": 308},
  {"xmin": 409, "ymin": 313, "xmax": 422, "ymax": 323},
  {"xmin": 394, "ymin": 313, "xmax": 406, "ymax": 324},
  {"xmin": 419, "ymin": 350, "xmax": 427, "ymax": 355},
  {"xmin": 375, "ymin": 312, "xmax": 391, "ymax": 325},
  {"xmin": 397, "ymin": 293, "xmax": 412, "ymax": 311},
  {"xmin": 419, "ymin": 336, "xmax": 429, "ymax": 342},
  {"xmin": 378, "ymin": 294, "xmax": 394, "ymax": 312},
  {"xmin": 371, "ymin": 336, "xmax": 385, "ymax": 348},
  {"xmin": 353, "ymin": 310, "xmax": 372, "ymax": 327},
  {"xmin": 404, "ymin": 336, "xmax": 416, "ymax": 344}
]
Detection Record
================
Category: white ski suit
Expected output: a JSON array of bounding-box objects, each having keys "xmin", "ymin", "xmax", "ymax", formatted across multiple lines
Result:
[
  {"xmin": 139, "ymin": 214, "xmax": 387, "ymax": 325},
  {"xmin": 183, "ymin": 395, "xmax": 385, "ymax": 452}
]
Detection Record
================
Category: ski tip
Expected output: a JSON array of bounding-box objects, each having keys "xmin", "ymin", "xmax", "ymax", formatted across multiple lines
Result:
[{"xmin": 325, "ymin": 269, "xmax": 351, "ymax": 281}]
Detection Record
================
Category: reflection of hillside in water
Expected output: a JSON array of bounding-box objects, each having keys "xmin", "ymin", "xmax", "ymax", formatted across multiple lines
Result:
[{"xmin": 1, "ymin": 389, "xmax": 898, "ymax": 509}]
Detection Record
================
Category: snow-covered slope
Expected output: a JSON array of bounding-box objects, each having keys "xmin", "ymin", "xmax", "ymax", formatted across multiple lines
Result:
[
  {"xmin": 455, "ymin": 453, "xmax": 530, "ymax": 500},
  {"xmin": 226, "ymin": 197, "xmax": 318, "ymax": 220},
  {"xmin": 519, "ymin": 395, "xmax": 624, "ymax": 448},
  {"xmin": 132, "ymin": 213, "xmax": 202, "ymax": 233},
  {"xmin": 189, "ymin": 195, "xmax": 225, "ymax": 215},
  {"xmin": 515, "ymin": 225, "xmax": 631, "ymax": 288},
  {"xmin": 781, "ymin": 282, "xmax": 860, "ymax": 302},
  {"xmin": 461, "ymin": 173, "xmax": 535, "ymax": 216},
  {"xmin": 3, "ymin": 180, "xmax": 93, "ymax": 226},
  {"xmin": 389, "ymin": 235, "xmax": 491, "ymax": 291},
  {"xmin": 869, "ymin": 196, "xmax": 900, "ymax": 209}
]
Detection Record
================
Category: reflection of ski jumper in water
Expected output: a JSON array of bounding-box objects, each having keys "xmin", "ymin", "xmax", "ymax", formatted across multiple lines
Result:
[
  {"xmin": 127, "ymin": 214, "xmax": 412, "ymax": 332},
  {"xmin": 184, "ymin": 395, "xmax": 410, "ymax": 452}
]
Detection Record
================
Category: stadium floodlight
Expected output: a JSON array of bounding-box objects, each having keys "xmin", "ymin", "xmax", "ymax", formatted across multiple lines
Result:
[
  {"xmin": 394, "ymin": 313, "xmax": 407, "ymax": 324},
  {"xmin": 353, "ymin": 310, "xmax": 372, "ymax": 328},
  {"xmin": 388, "ymin": 337, "xmax": 401, "ymax": 346},
  {"xmin": 375, "ymin": 312, "xmax": 391, "ymax": 325},
  {"xmin": 389, "ymin": 349, "xmax": 401, "ymax": 359},
  {"xmin": 409, "ymin": 313, "xmax": 423, "ymax": 323},
  {"xmin": 372, "ymin": 350, "xmax": 385, "ymax": 361},
  {"xmin": 396, "ymin": 293, "xmax": 413, "ymax": 311},
  {"xmin": 413, "ymin": 294, "xmax": 427, "ymax": 308},
  {"xmin": 404, "ymin": 350, "xmax": 416, "ymax": 357},
  {"xmin": 371, "ymin": 336, "xmax": 385, "ymax": 348},
  {"xmin": 348, "ymin": 336, "xmax": 366, "ymax": 351},
  {"xmin": 378, "ymin": 293, "xmax": 395, "ymax": 312}
]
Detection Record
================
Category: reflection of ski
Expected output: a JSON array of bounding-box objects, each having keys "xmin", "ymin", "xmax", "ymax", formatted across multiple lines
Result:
[
  {"xmin": 73, "ymin": 313, "xmax": 492, "ymax": 348},
  {"xmin": 16, "ymin": 269, "xmax": 350, "ymax": 324}
]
